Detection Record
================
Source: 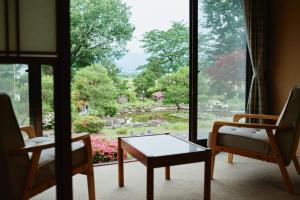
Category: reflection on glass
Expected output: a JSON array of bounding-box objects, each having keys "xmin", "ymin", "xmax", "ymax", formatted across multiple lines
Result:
[
  {"xmin": 123, "ymin": 134, "xmax": 205, "ymax": 157},
  {"xmin": 197, "ymin": 0, "xmax": 246, "ymax": 139}
]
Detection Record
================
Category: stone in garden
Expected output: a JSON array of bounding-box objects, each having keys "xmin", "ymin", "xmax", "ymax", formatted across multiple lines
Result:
[
  {"xmin": 117, "ymin": 95, "xmax": 129, "ymax": 104},
  {"xmin": 134, "ymin": 122, "xmax": 145, "ymax": 127},
  {"xmin": 147, "ymin": 119, "xmax": 165, "ymax": 126},
  {"xmin": 113, "ymin": 118, "xmax": 126, "ymax": 124}
]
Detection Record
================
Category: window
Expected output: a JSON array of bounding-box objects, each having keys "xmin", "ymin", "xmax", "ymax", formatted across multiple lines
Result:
[
  {"xmin": 0, "ymin": 64, "xmax": 29, "ymax": 125},
  {"xmin": 197, "ymin": 0, "xmax": 247, "ymax": 139}
]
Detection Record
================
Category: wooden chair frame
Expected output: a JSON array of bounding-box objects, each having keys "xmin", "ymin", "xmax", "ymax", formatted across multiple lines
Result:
[
  {"xmin": 14, "ymin": 126, "xmax": 96, "ymax": 200},
  {"xmin": 210, "ymin": 114, "xmax": 300, "ymax": 194}
]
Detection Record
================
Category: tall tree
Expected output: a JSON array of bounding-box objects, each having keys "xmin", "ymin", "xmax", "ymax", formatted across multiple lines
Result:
[
  {"xmin": 71, "ymin": 0, "xmax": 135, "ymax": 71},
  {"xmin": 141, "ymin": 22, "xmax": 189, "ymax": 74},
  {"xmin": 73, "ymin": 64, "xmax": 117, "ymax": 117},
  {"xmin": 206, "ymin": 49, "xmax": 246, "ymax": 98},
  {"xmin": 201, "ymin": 0, "xmax": 246, "ymax": 58},
  {"xmin": 133, "ymin": 69, "xmax": 157, "ymax": 99},
  {"xmin": 159, "ymin": 67, "xmax": 189, "ymax": 110}
]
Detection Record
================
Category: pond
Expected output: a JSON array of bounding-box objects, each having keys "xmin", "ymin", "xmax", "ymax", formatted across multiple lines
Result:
[{"xmin": 119, "ymin": 110, "xmax": 189, "ymax": 123}]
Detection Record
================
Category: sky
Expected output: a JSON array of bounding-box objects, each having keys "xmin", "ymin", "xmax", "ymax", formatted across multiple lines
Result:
[{"xmin": 116, "ymin": 0, "xmax": 189, "ymax": 73}]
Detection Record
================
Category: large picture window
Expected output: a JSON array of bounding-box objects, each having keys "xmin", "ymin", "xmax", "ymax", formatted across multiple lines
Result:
[{"xmin": 197, "ymin": 0, "xmax": 247, "ymax": 139}]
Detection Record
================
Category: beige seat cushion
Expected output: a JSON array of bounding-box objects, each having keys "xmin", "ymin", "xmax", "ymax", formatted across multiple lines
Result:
[
  {"xmin": 208, "ymin": 126, "xmax": 271, "ymax": 154},
  {"xmin": 25, "ymin": 137, "xmax": 87, "ymax": 186}
]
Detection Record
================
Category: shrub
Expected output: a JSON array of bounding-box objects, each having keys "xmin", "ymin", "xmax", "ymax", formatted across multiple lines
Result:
[
  {"xmin": 116, "ymin": 127, "xmax": 128, "ymax": 135},
  {"xmin": 91, "ymin": 136, "xmax": 127, "ymax": 163},
  {"xmin": 103, "ymin": 105, "xmax": 117, "ymax": 117},
  {"xmin": 73, "ymin": 116, "xmax": 104, "ymax": 133},
  {"xmin": 42, "ymin": 112, "xmax": 55, "ymax": 130}
]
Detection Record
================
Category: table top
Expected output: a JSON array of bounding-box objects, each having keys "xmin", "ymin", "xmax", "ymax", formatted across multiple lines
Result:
[{"xmin": 121, "ymin": 134, "xmax": 207, "ymax": 157}]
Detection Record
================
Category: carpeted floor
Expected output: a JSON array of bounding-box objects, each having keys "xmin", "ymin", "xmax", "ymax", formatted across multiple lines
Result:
[{"xmin": 33, "ymin": 153, "xmax": 300, "ymax": 200}]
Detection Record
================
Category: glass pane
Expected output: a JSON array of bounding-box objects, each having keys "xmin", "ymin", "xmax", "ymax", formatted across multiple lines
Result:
[
  {"xmin": 123, "ymin": 134, "xmax": 205, "ymax": 157},
  {"xmin": 0, "ymin": 64, "xmax": 29, "ymax": 125},
  {"xmin": 69, "ymin": 0, "xmax": 189, "ymax": 163},
  {"xmin": 198, "ymin": 0, "xmax": 246, "ymax": 139}
]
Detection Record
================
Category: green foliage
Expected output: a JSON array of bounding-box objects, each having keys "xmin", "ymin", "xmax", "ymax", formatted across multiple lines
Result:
[
  {"xmin": 198, "ymin": 0, "xmax": 246, "ymax": 101},
  {"xmin": 73, "ymin": 64, "xmax": 117, "ymax": 117},
  {"xmin": 116, "ymin": 79, "xmax": 137, "ymax": 103},
  {"xmin": 73, "ymin": 115, "xmax": 104, "ymax": 133},
  {"xmin": 201, "ymin": 0, "xmax": 246, "ymax": 60},
  {"xmin": 103, "ymin": 104, "xmax": 118, "ymax": 117},
  {"xmin": 116, "ymin": 127, "xmax": 128, "ymax": 135},
  {"xmin": 141, "ymin": 22, "xmax": 189, "ymax": 73},
  {"xmin": 135, "ymin": 22, "xmax": 189, "ymax": 100},
  {"xmin": 42, "ymin": 75, "xmax": 54, "ymax": 113},
  {"xmin": 71, "ymin": 0, "xmax": 134, "ymax": 71},
  {"xmin": 160, "ymin": 67, "xmax": 189, "ymax": 109},
  {"xmin": 118, "ymin": 99, "xmax": 155, "ymax": 110},
  {"xmin": 133, "ymin": 69, "xmax": 158, "ymax": 98},
  {"xmin": 102, "ymin": 61, "xmax": 121, "ymax": 86}
]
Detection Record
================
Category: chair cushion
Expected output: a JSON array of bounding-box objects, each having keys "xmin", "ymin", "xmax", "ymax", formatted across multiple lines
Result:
[
  {"xmin": 209, "ymin": 126, "xmax": 271, "ymax": 154},
  {"xmin": 24, "ymin": 137, "xmax": 87, "ymax": 186}
]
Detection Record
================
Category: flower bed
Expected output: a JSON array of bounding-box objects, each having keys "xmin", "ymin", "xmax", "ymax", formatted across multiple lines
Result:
[{"xmin": 91, "ymin": 135, "xmax": 126, "ymax": 163}]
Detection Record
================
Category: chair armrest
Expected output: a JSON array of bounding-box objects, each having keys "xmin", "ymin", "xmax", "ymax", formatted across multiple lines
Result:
[
  {"xmin": 20, "ymin": 125, "xmax": 36, "ymax": 138},
  {"xmin": 233, "ymin": 114, "xmax": 279, "ymax": 122},
  {"xmin": 212, "ymin": 121, "xmax": 286, "ymax": 133},
  {"xmin": 14, "ymin": 133, "xmax": 91, "ymax": 154}
]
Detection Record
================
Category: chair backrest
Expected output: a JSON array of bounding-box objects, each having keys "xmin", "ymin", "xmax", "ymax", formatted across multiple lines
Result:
[
  {"xmin": 275, "ymin": 86, "xmax": 300, "ymax": 165},
  {"xmin": 0, "ymin": 93, "xmax": 30, "ymax": 199}
]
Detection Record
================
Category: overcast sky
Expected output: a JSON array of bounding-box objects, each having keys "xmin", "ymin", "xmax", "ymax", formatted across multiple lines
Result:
[{"xmin": 117, "ymin": 0, "xmax": 189, "ymax": 73}]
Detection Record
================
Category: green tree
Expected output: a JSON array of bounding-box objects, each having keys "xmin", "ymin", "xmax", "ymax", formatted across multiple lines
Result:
[
  {"xmin": 102, "ymin": 61, "xmax": 121, "ymax": 86},
  {"xmin": 73, "ymin": 64, "xmax": 117, "ymax": 117},
  {"xmin": 71, "ymin": 0, "xmax": 135, "ymax": 71},
  {"xmin": 199, "ymin": 0, "xmax": 246, "ymax": 99},
  {"xmin": 160, "ymin": 67, "xmax": 189, "ymax": 110},
  {"xmin": 201, "ymin": 0, "xmax": 245, "ymax": 58},
  {"xmin": 133, "ymin": 69, "xmax": 158, "ymax": 99},
  {"xmin": 41, "ymin": 75, "xmax": 54, "ymax": 113},
  {"xmin": 141, "ymin": 22, "xmax": 189, "ymax": 74}
]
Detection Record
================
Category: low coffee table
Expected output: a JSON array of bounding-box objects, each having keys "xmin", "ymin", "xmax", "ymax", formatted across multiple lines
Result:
[{"xmin": 117, "ymin": 134, "xmax": 211, "ymax": 200}]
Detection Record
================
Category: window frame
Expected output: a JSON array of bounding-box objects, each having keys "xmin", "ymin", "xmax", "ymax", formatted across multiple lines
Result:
[{"xmin": 189, "ymin": 0, "xmax": 251, "ymax": 146}]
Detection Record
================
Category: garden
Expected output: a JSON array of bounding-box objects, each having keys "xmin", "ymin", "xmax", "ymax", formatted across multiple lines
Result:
[{"xmin": 0, "ymin": 0, "xmax": 246, "ymax": 164}]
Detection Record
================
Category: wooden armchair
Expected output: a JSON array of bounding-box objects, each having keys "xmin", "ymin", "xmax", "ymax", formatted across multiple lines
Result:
[
  {"xmin": 0, "ymin": 93, "xmax": 95, "ymax": 200},
  {"xmin": 209, "ymin": 86, "xmax": 300, "ymax": 194}
]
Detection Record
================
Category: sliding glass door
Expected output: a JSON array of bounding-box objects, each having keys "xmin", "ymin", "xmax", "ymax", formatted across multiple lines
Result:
[{"xmin": 196, "ymin": 0, "xmax": 247, "ymax": 141}]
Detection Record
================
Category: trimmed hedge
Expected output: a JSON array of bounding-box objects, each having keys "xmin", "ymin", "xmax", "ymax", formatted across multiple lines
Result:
[{"xmin": 73, "ymin": 115, "xmax": 104, "ymax": 133}]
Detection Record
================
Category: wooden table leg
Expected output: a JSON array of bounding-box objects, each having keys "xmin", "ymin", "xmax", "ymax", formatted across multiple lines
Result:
[
  {"xmin": 147, "ymin": 167, "xmax": 154, "ymax": 200},
  {"xmin": 204, "ymin": 153, "xmax": 211, "ymax": 200},
  {"xmin": 118, "ymin": 138, "xmax": 124, "ymax": 187},
  {"xmin": 165, "ymin": 166, "xmax": 170, "ymax": 180}
]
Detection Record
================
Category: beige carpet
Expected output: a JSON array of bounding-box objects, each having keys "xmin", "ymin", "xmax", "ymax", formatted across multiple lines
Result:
[{"xmin": 33, "ymin": 153, "xmax": 300, "ymax": 200}]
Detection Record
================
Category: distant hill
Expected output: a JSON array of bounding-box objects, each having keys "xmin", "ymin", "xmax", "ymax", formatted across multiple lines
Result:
[{"xmin": 116, "ymin": 52, "xmax": 148, "ymax": 74}]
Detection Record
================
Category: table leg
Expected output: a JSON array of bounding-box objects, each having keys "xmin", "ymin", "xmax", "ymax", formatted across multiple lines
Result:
[
  {"xmin": 165, "ymin": 166, "xmax": 170, "ymax": 180},
  {"xmin": 204, "ymin": 153, "xmax": 211, "ymax": 200},
  {"xmin": 118, "ymin": 138, "xmax": 124, "ymax": 187},
  {"xmin": 147, "ymin": 167, "xmax": 154, "ymax": 200}
]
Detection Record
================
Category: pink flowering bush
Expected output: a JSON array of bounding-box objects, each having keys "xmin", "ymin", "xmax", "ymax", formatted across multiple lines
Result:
[{"xmin": 91, "ymin": 135, "xmax": 126, "ymax": 163}]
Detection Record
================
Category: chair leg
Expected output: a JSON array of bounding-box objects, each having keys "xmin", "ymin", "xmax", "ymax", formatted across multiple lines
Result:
[
  {"xmin": 228, "ymin": 153, "xmax": 233, "ymax": 164},
  {"xmin": 278, "ymin": 162, "xmax": 294, "ymax": 194},
  {"xmin": 211, "ymin": 150, "xmax": 216, "ymax": 179},
  {"xmin": 87, "ymin": 166, "xmax": 96, "ymax": 200},
  {"xmin": 293, "ymin": 155, "xmax": 300, "ymax": 175}
]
